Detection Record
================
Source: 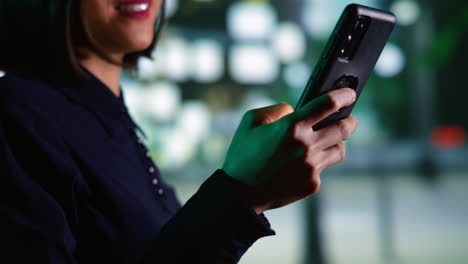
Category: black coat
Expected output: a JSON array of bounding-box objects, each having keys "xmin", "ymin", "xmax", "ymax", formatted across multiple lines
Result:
[{"xmin": 0, "ymin": 69, "xmax": 274, "ymax": 264}]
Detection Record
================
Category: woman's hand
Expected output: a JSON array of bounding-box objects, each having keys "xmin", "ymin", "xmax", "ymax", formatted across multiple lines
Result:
[{"xmin": 222, "ymin": 88, "xmax": 358, "ymax": 214}]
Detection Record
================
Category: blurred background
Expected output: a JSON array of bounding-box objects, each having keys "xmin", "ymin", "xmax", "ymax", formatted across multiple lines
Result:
[{"xmin": 99, "ymin": 0, "xmax": 467, "ymax": 263}]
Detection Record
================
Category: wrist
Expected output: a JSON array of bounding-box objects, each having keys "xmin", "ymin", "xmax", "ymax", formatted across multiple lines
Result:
[{"xmin": 221, "ymin": 169, "xmax": 270, "ymax": 215}]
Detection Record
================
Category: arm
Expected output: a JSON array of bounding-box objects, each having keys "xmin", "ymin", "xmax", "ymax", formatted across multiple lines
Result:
[
  {"xmin": 139, "ymin": 169, "xmax": 274, "ymax": 264},
  {"xmin": 0, "ymin": 107, "xmax": 79, "ymax": 264},
  {"xmin": 138, "ymin": 89, "xmax": 358, "ymax": 263}
]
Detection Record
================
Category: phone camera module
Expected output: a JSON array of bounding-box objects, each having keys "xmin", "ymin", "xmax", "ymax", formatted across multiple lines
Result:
[{"xmin": 339, "ymin": 16, "xmax": 370, "ymax": 60}]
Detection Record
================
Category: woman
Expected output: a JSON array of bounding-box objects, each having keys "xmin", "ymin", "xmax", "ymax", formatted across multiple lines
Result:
[{"xmin": 0, "ymin": 0, "xmax": 358, "ymax": 263}]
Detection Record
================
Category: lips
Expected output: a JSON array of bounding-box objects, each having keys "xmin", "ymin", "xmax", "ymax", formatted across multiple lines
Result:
[{"xmin": 116, "ymin": 0, "xmax": 152, "ymax": 20}]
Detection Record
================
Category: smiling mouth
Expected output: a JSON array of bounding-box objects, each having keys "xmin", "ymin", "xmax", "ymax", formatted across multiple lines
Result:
[{"xmin": 115, "ymin": 0, "xmax": 152, "ymax": 20}]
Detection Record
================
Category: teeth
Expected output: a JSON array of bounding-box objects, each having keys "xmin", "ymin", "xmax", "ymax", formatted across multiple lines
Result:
[{"xmin": 119, "ymin": 3, "xmax": 149, "ymax": 12}]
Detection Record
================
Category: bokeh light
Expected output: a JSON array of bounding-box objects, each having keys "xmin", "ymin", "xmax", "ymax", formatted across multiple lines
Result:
[
  {"xmin": 374, "ymin": 43, "xmax": 406, "ymax": 78},
  {"xmin": 272, "ymin": 22, "xmax": 307, "ymax": 63},
  {"xmin": 175, "ymin": 100, "xmax": 211, "ymax": 144},
  {"xmin": 227, "ymin": 2, "xmax": 277, "ymax": 41},
  {"xmin": 137, "ymin": 56, "xmax": 162, "ymax": 80},
  {"xmin": 143, "ymin": 82, "xmax": 181, "ymax": 122},
  {"xmin": 229, "ymin": 44, "xmax": 279, "ymax": 84},
  {"xmin": 283, "ymin": 62, "xmax": 311, "ymax": 96},
  {"xmin": 165, "ymin": 0, "xmax": 179, "ymax": 18},
  {"xmin": 191, "ymin": 39, "xmax": 224, "ymax": 83},
  {"xmin": 390, "ymin": 0, "xmax": 421, "ymax": 26},
  {"xmin": 164, "ymin": 37, "xmax": 191, "ymax": 81},
  {"xmin": 158, "ymin": 128, "xmax": 197, "ymax": 169}
]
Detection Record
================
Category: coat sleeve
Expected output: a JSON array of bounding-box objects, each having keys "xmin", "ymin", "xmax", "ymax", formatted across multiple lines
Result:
[
  {"xmin": 139, "ymin": 170, "xmax": 276, "ymax": 264},
  {"xmin": 0, "ymin": 103, "xmax": 80, "ymax": 263}
]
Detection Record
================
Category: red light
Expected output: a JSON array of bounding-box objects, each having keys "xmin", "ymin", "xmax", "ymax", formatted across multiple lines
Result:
[{"xmin": 431, "ymin": 126, "xmax": 466, "ymax": 148}]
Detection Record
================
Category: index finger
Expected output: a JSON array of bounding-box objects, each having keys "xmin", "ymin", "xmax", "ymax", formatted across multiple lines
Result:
[{"xmin": 292, "ymin": 88, "xmax": 356, "ymax": 127}]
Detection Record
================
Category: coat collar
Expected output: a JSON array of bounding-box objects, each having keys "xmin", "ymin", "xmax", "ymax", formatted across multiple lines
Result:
[{"xmin": 50, "ymin": 66, "xmax": 131, "ymax": 137}]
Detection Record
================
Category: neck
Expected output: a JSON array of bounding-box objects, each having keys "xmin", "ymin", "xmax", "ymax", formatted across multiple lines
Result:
[{"xmin": 78, "ymin": 50, "xmax": 123, "ymax": 97}]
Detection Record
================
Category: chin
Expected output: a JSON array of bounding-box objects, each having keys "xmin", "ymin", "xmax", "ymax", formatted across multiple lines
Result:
[{"xmin": 124, "ymin": 31, "xmax": 155, "ymax": 53}]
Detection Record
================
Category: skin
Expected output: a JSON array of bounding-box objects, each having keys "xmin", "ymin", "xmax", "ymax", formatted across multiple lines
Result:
[
  {"xmin": 77, "ymin": 0, "xmax": 359, "ymax": 215},
  {"xmin": 78, "ymin": 0, "xmax": 163, "ymax": 96},
  {"xmin": 223, "ymin": 89, "xmax": 358, "ymax": 214}
]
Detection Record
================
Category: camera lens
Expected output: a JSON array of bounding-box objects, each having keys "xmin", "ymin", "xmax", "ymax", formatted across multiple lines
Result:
[
  {"xmin": 354, "ymin": 20, "xmax": 363, "ymax": 30},
  {"xmin": 339, "ymin": 16, "xmax": 370, "ymax": 60}
]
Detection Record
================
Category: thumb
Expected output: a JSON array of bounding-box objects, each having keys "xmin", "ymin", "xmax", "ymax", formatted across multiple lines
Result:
[{"xmin": 252, "ymin": 102, "xmax": 294, "ymax": 126}]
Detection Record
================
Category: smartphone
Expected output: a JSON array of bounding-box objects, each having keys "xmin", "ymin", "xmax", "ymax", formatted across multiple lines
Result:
[{"xmin": 295, "ymin": 4, "xmax": 396, "ymax": 130}]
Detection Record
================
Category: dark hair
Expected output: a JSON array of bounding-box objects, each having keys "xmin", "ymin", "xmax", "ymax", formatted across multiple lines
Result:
[{"xmin": 0, "ymin": 0, "xmax": 165, "ymax": 79}]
